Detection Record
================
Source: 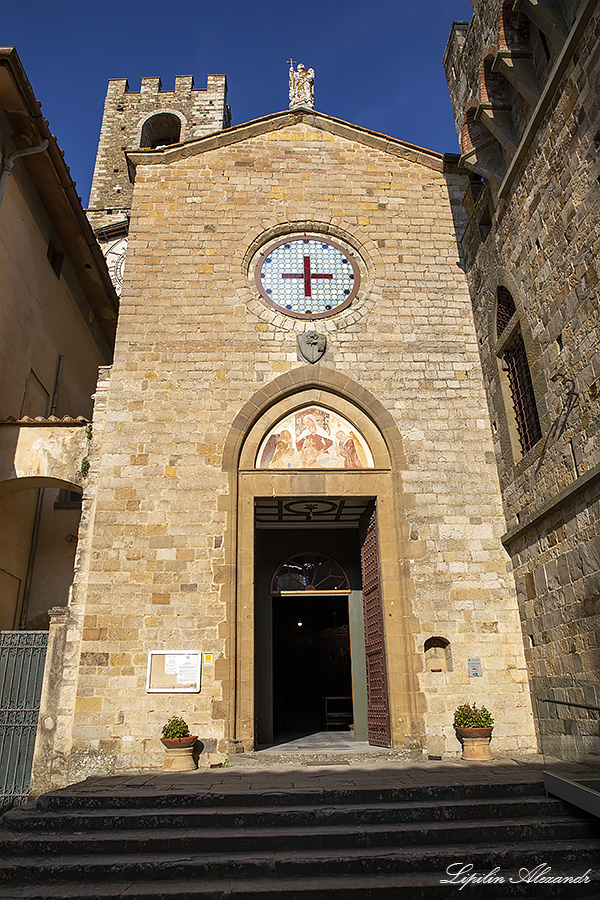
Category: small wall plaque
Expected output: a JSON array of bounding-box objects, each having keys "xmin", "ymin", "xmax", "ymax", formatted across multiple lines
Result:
[
  {"xmin": 298, "ymin": 331, "xmax": 327, "ymax": 363},
  {"xmin": 146, "ymin": 651, "xmax": 201, "ymax": 693},
  {"xmin": 468, "ymin": 657, "xmax": 483, "ymax": 678}
]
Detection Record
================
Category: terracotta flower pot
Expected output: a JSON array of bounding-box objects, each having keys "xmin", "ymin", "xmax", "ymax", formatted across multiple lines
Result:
[
  {"xmin": 160, "ymin": 735, "xmax": 198, "ymax": 772},
  {"xmin": 160, "ymin": 736, "xmax": 197, "ymax": 749},
  {"xmin": 455, "ymin": 726, "xmax": 493, "ymax": 740},
  {"xmin": 455, "ymin": 726, "xmax": 494, "ymax": 761}
]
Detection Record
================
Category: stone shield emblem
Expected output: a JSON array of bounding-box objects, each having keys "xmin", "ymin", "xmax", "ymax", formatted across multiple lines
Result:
[{"xmin": 298, "ymin": 331, "xmax": 327, "ymax": 364}]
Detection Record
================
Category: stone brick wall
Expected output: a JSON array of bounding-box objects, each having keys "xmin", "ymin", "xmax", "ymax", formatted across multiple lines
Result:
[
  {"xmin": 34, "ymin": 112, "xmax": 537, "ymax": 784},
  {"xmin": 445, "ymin": 0, "xmax": 600, "ymax": 762}
]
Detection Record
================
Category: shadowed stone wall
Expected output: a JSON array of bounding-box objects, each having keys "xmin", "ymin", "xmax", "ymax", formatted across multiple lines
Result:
[{"xmin": 445, "ymin": 0, "xmax": 600, "ymax": 762}]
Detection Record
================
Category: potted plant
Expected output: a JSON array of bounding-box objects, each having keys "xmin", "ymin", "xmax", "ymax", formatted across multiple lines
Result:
[
  {"xmin": 161, "ymin": 715, "xmax": 196, "ymax": 747},
  {"xmin": 453, "ymin": 703, "xmax": 494, "ymax": 761},
  {"xmin": 160, "ymin": 716, "xmax": 198, "ymax": 771}
]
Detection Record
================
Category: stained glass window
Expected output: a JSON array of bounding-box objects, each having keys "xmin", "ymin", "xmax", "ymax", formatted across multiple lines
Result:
[{"xmin": 255, "ymin": 236, "xmax": 360, "ymax": 319}]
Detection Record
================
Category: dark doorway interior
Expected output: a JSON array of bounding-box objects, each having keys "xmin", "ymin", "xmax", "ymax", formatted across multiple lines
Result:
[
  {"xmin": 272, "ymin": 594, "xmax": 352, "ymax": 742},
  {"xmin": 254, "ymin": 522, "xmax": 367, "ymax": 747}
]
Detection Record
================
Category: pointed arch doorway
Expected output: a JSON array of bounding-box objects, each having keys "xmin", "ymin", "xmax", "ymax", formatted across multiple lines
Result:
[{"xmin": 229, "ymin": 377, "xmax": 423, "ymax": 753}]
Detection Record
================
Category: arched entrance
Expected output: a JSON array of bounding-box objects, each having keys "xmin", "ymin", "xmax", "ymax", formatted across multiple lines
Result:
[
  {"xmin": 226, "ymin": 368, "xmax": 424, "ymax": 753},
  {"xmin": 0, "ymin": 418, "xmax": 88, "ymax": 808},
  {"xmin": 0, "ymin": 421, "xmax": 87, "ymax": 630}
]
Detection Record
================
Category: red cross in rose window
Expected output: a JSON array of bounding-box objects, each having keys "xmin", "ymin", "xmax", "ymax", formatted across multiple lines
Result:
[{"xmin": 281, "ymin": 256, "xmax": 332, "ymax": 297}]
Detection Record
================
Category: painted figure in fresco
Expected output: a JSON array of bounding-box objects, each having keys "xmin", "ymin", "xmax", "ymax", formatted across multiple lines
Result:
[
  {"xmin": 259, "ymin": 433, "xmax": 278, "ymax": 468},
  {"xmin": 257, "ymin": 406, "xmax": 373, "ymax": 470},
  {"xmin": 270, "ymin": 429, "xmax": 297, "ymax": 468},
  {"xmin": 336, "ymin": 430, "xmax": 362, "ymax": 469},
  {"xmin": 296, "ymin": 415, "xmax": 333, "ymax": 466}
]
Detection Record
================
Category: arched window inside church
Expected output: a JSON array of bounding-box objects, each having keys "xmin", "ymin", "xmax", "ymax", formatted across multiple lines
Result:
[
  {"xmin": 424, "ymin": 637, "xmax": 452, "ymax": 673},
  {"xmin": 271, "ymin": 553, "xmax": 350, "ymax": 595},
  {"xmin": 140, "ymin": 113, "xmax": 181, "ymax": 149}
]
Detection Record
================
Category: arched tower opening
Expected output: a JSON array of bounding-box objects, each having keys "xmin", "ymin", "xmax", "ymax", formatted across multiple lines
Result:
[{"xmin": 140, "ymin": 113, "xmax": 182, "ymax": 149}]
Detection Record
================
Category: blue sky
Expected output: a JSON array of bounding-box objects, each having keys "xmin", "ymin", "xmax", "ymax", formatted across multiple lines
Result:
[{"xmin": 4, "ymin": 0, "xmax": 473, "ymax": 204}]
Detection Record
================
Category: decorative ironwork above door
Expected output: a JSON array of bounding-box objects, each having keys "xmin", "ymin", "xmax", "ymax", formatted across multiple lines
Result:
[{"xmin": 270, "ymin": 553, "xmax": 351, "ymax": 596}]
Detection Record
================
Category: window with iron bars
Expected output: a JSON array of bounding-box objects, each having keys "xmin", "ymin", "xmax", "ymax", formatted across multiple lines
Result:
[
  {"xmin": 496, "ymin": 285, "xmax": 516, "ymax": 338},
  {"xmin": 503, "ymin": 332, "xmax": 542, "ymax": 454}
]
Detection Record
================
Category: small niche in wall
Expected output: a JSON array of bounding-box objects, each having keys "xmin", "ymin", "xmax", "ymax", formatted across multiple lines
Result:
[{"xmin": 424, "ymin": 636, "xmax": 452, "ymax": 673}]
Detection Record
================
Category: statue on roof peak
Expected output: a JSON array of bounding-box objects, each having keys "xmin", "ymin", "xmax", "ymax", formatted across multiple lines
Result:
[{"xmin": 289, "ymin": 61, "xmax": 314, "ymax": 110}]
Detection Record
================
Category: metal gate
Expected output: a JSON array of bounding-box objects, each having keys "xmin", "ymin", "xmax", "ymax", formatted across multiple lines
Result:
[
  {"xmin": 0, "ymin": 631, "xmax": 48, "ymax": 810},
  {"xmin": 359, "ymin": 502, "xmax": 391, "ymax": 747}
]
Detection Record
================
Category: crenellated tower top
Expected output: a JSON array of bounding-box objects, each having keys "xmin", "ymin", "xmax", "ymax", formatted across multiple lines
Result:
[{"xmin": 87, "ymin": 74, "xmax": 230, "ymax": 233}]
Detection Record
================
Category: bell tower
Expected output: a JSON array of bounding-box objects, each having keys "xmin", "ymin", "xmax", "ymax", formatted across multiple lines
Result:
[{"xmin": 87, "ymin": 73, "xmax": 230, "ymax": 294}]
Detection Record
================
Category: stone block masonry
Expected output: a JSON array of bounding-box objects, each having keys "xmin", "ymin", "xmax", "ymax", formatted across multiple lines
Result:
[
  {"xmin": 445, "ymin": 0, "xmax": 600, "ymax": 763},
  {"xmin": 32, "ymin": 109, "xmax": 537, "ymax": 789}
]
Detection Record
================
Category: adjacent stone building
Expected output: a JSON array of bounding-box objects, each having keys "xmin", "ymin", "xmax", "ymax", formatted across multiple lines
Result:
[
  {"xmin": 444, "ymin": 0, "xmax": 600, "ymax": 762},
  {"xmin": 29, "ymin": 70, "xmax": 540, "ymax": 790}
]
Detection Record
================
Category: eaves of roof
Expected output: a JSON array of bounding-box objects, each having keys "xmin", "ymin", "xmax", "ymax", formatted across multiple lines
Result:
[
  {"xmin": 126, "ymin": 107, "xmax": 453, "ymax": 178},
  {"xmin": 0, "ymin": 415, "xmax": 89, "ymax": 425}
]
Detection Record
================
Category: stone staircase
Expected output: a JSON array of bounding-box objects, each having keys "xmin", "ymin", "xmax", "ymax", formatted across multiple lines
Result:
[{"xmin": 0, "ymin": 776, "xmax": 599, "ymax": 898}]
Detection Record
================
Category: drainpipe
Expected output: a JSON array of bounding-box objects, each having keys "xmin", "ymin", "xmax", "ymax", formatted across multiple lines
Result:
[
  {"xmin": 0, "ymin": 139, "xmax": 49, "ymax": 209},
  {"xmin": 50, "ymin": 355, "xmax": 64, "ymax": 416}
]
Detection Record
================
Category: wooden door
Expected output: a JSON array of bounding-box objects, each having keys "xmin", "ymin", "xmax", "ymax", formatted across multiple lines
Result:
[{"xmin": 359, "ymin": 502, "xmax": 391, "ymax": 747}]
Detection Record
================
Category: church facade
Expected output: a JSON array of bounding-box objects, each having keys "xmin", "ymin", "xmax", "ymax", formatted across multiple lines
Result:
[{"xmin": 29, "ymin": 68, "xmax": 539, "ymax": 790}]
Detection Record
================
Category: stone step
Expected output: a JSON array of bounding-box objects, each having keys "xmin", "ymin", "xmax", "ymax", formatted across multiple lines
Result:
[
  {"xmin": 1, "ymin": 815, "xmax": 596, "ymax": 857},
  {"xmin": 33, "ymin": 778, "xmax": 547, "ymax": 810},
  {"xmin": 1, "ymin": 870, "xmax": 599, "ymax": 900},
  {"xmin": 3, "ymin": 775, "xmax": 598, "ymax": 899},
  {"xmin": 1, "ymin": 838, "xmax": 599, "ymax": 884},
  {"xmin": 228, "ymin": 749, "xmax": 417, "ymax": 766},
  {"xmin": 1, "ymin": 793, "xmax": 570, "ymax": 831}
]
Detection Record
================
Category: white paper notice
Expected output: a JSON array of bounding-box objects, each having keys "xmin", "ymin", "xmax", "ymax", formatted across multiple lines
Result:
[
  {"xmin": 164, "ymin": 655, "xmax": 179, "ymax": 675},
  {"xmin": 176, "ymin": 655, "xmax": 198, "ymax": 685}
]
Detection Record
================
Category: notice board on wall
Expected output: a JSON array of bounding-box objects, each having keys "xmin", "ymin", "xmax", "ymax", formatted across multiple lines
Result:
[{"xmin": 146, "ymin": 651, "xmax": 202, "ymax": 692}]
